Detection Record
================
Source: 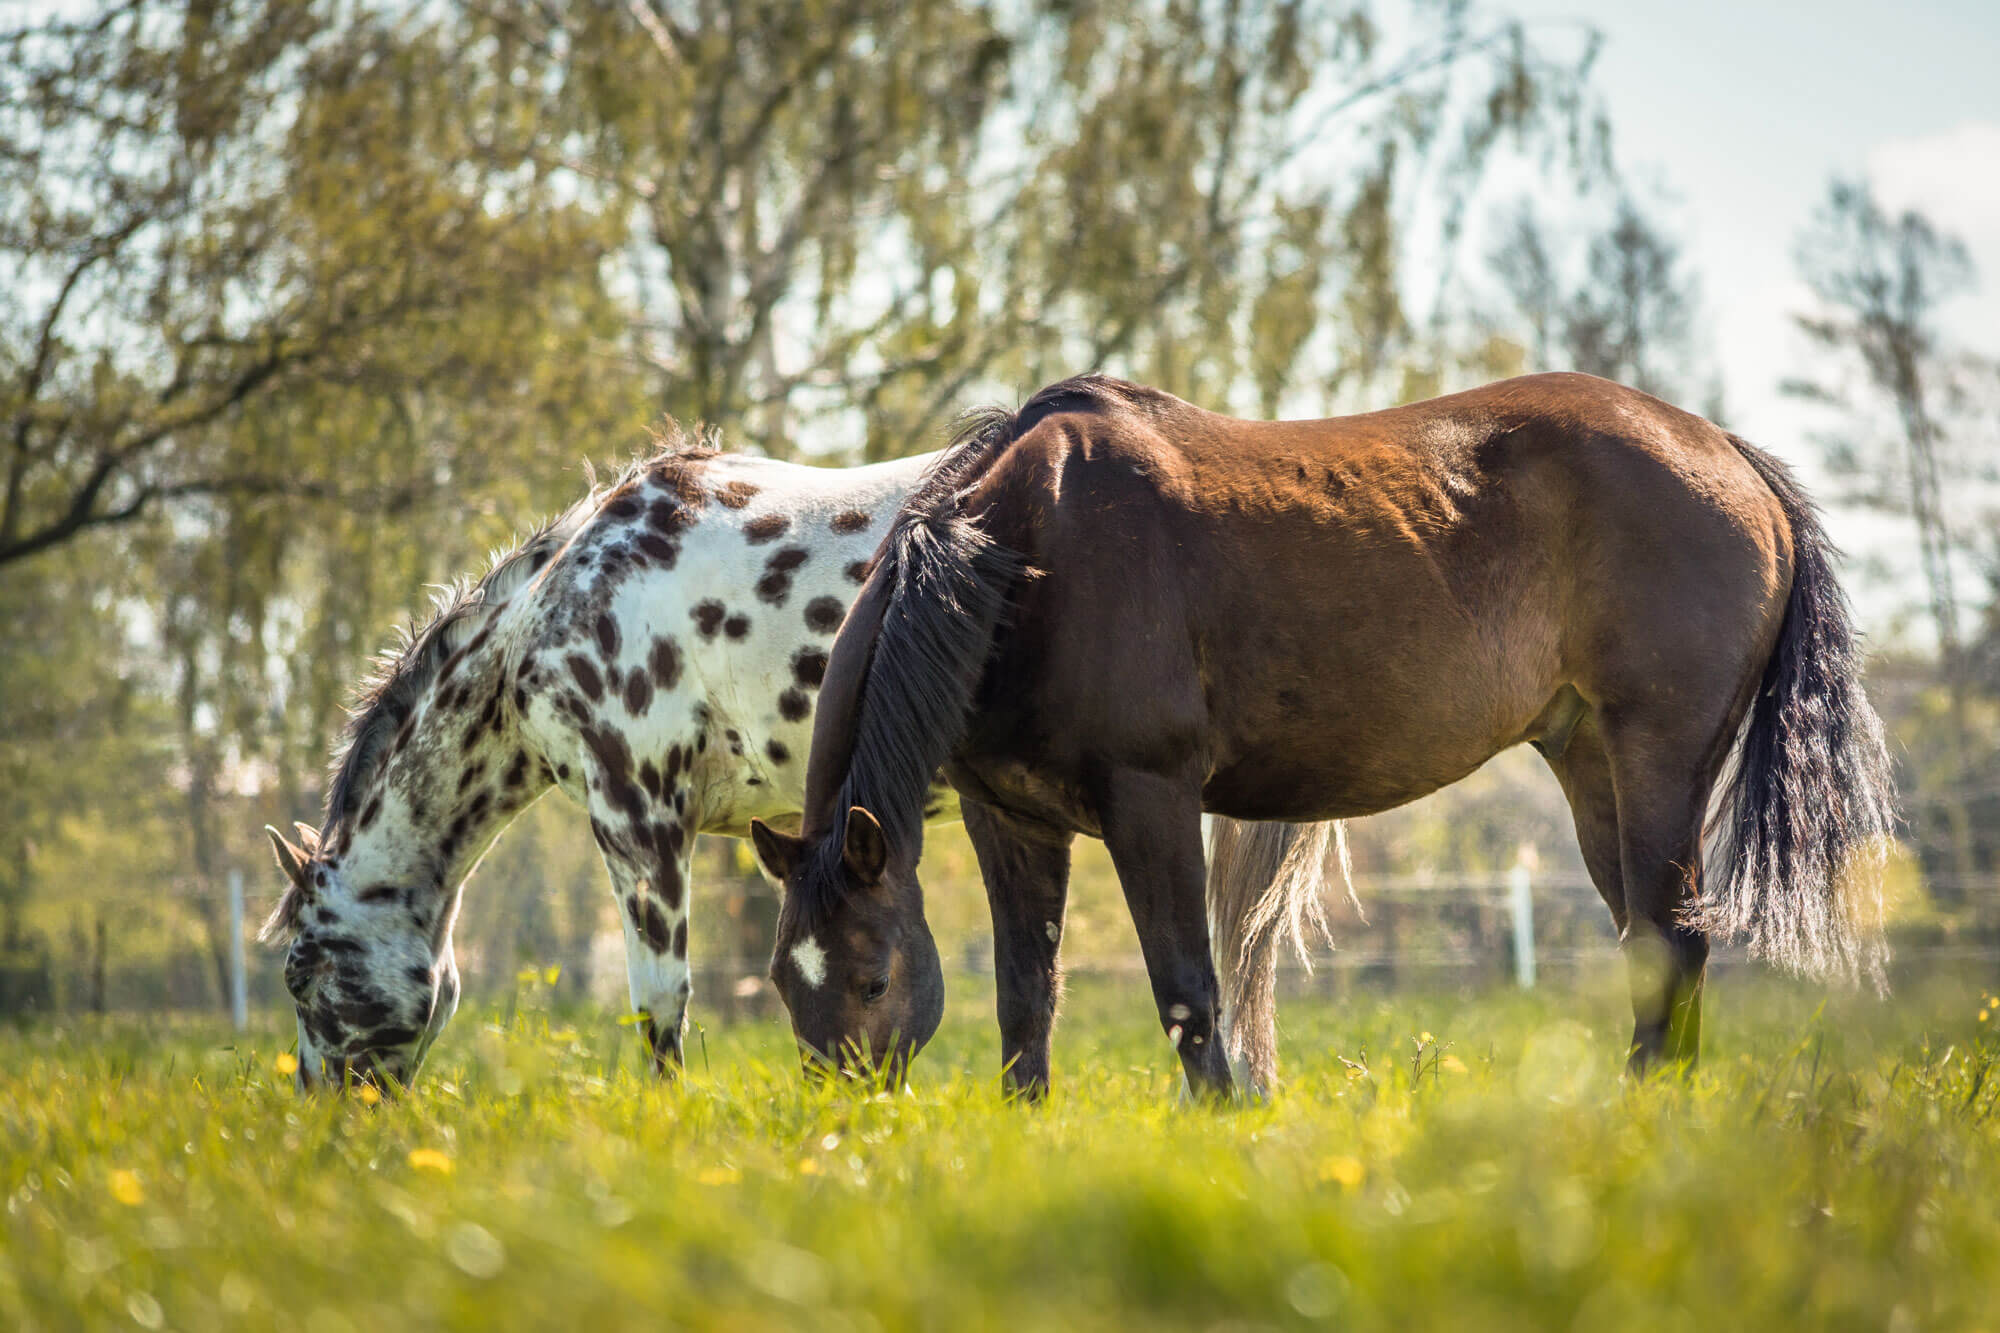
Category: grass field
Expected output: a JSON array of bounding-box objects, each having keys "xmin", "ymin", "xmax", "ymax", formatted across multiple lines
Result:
[{"xmin": 5, "ymin": 965, "xmax": 2000, "ymax": 1331}]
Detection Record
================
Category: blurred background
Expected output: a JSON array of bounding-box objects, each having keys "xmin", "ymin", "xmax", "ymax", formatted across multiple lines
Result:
[{"xmin": 2, "ymin": 0, "xmax": 1996, "ymax": 1023}]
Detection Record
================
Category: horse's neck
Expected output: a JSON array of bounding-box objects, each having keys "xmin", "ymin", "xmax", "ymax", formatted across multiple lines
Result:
[{"xmin": 334, "ymin": 608, "xmax": 551, "ymax": 904}]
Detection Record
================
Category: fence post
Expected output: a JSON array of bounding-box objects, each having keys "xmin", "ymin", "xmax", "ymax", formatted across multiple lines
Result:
[
  {"xmin": 1508, "ymin": 861, "xmax": 1536, "ymax": 989},
  {"xmin": 228, "ymin": 869, "xmax": 248, "ymax": 1032}
]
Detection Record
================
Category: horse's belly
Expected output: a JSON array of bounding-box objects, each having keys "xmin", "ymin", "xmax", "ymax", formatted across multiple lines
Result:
[
  {"xmin": 1202, "ymin": 733, "xmax": 1500, "ymax": 822},
  {"xmin": 1195, "ymin": 611, "xmax": 1560, "ymax": 821}
]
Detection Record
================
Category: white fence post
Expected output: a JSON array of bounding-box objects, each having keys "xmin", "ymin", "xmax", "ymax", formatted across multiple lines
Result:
[
  {"xmin": 1508, "ymin": 861, "xmax": 1536, "ymax": 989},
  {"xmin": 228, "ymin": 869, "xmax": 249, "ymax": 1032}
]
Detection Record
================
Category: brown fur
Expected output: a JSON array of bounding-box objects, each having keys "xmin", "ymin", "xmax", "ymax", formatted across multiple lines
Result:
[{"xmin": 766, "ymin": 372, "xmax": 1892, "ymax": 1095}]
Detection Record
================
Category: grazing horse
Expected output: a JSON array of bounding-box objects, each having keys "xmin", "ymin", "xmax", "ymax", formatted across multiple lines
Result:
[
  {"xmin": 258, "ymin": 428, "xmax": 1330, "ymax": 1091},
  {"xmin": 753, "ymin": 372, "xmax": 1896, "ymax": 1097}
]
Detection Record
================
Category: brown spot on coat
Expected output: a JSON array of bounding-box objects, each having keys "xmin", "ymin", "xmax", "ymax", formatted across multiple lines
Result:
[
  {"xmin": 844, "ymin": 560, "xmax": 872, "ymax": 585},
  {"xmin": 756, "ymin": 546, "xmax": 811, "ymax": 605},
  {"xmin": 649, "ymin": 637, "xmax": 682, "ymax": 689},
  {"xmin": 765, "ymin": 739, "xmax": 791, "ymax": 764},
  {"xmin": 743, "ymin": 514, "xmax": 789, "ymax": 544},
  {"xmin": 648, "ymin": 498, "xmax": 691, "ymax": 536},
  {"xmin": 715, "ymin": 480, "xmax": 760, "ymax": 509},
  {"xmin": 651, "ymin": 459, "xmax": 709, "ymax": 509},
  {"xmin": 831, "ymin": 509, "xmax": 872, "ymax": 533},
  {"xmin": 624, "ymin": 671, "xmax": 654, "ymax": 715},
  {"xmin": 595, "ymin": 614, "xmax": 620, "ymax": 659},
  {"xmin": 692, "ymin": 601, "xmax": 725, "ymax": 638},
  {"xmin": 792, "ymin": 648, "xmax": 828, "ymax": 688},
  {"xmin": 804, "ymin": 596, "xmax": 845, "ymax": 632},
  {"xmin": 566, "ymin": 654, "xmax": 603, "ymax": 701},
  {"xmin": 778, "ymin": 688, "xmax": 811, "ymax": 721},
  {"xmin": 723, "ymin": 614, "xmax": 751, "ymax": 639},
  {"xmin": 625, "ymin": 892, "xmax": 673, "ymax": 953},
  {"xmin": 636, "ymin": 532, "xmax": 679, "ymax": 566}
]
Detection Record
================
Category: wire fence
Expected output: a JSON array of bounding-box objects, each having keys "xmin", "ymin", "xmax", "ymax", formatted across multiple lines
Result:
[{"xmin": 9, "ymin": 867, "xmax": 1997, "ymax": 1025}]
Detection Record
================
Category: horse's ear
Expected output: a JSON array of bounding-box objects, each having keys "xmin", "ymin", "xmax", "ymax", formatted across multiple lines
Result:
[
  {"xmin": 265, "ymin": 825, "xmax": 312, "ymax": 891},
  {"xmin": 841, "ymin": 807, "xmax": 888, "ymax": 886},
  {"xmin": 293, "ymin": 822, "xmax": 322, "ymax": 855},
  {"xmin": 749, "ymin": 819, "xmax": 805, "ymax": 883}
]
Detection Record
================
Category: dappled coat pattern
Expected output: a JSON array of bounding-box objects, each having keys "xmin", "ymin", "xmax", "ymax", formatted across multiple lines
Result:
[{"xmin": 260, "ymin": 435, "xmax": 940, "ymax": 1087}]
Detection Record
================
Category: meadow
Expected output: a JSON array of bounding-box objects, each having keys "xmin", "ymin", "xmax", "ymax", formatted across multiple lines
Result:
[{"xmin": 4, "ymin": 965, "xmax": 1999, "ymax": 1332}]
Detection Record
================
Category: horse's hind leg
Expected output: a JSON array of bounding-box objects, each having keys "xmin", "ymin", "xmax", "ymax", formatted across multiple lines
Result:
[
  {"xmin": 962, "ymin": 799, "xmax": 1075, "ymax": 1100},
  {"xmin": 1096, "ymin": 766, "xmax": 1235, "ymax": 1098},
  {"xmin": 1600, "ymin": 712, "xmax": 1733, "ymax": 1074},
  {"xmin": 1540, "ymin": 714, "xmax": 1627, "ymax": 935}
]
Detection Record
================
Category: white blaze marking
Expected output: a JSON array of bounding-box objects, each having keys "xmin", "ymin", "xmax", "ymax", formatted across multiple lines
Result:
[{"xmin": 790, "ymin": 936, "xmax": 827, "ymax": 989}]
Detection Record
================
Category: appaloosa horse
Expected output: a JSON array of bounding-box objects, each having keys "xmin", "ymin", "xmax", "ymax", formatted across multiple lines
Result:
[
  {"xmin": 260, "ymin": 428, "xmax": 1333, "ymax": 1090},
  {"xmin": 753, "ymin": 371, "xmax": 1896, "ymax": 1097}
]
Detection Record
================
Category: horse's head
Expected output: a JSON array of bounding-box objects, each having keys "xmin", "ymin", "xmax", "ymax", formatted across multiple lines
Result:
[
  {"xmin": 752, "ymin": 807, "xmax": 943, "ymax": 1080},
  {"xmin": 262, "ymin": 822, "xmax": 459, "ymax": 1092}
]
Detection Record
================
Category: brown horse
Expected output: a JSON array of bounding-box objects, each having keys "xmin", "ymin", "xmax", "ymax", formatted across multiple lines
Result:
[{"xmin": 750, "ymin": 372, "xmax": 1895, "ymax": 1097}]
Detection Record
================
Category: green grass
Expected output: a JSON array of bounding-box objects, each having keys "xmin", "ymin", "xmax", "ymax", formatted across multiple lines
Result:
[{"xmin": 5, "ymin": 968, "xmax": 2000, "ymax": 1331}]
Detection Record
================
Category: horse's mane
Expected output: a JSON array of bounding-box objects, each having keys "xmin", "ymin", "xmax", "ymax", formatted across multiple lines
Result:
[
  {"xmin": 793, "ymin": 375, "xmax": 1141, "ymax": 922},
  {"xmin": 266, "ymin": 421, "xmax": 719, "ymax": 941}
]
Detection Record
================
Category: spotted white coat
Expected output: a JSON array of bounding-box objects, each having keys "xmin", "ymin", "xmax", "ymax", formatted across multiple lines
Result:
[{"xmin": 262, "ymin": 441, "xmax": 952, "ymax": 1085}]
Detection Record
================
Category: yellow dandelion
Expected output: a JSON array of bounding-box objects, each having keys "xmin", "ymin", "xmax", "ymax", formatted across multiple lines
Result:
[
  {"xmin": 407, "ymin": 1148, "xmax": 454, "ymax": 1175},
  {"xmin": 1440, "ymin": 1054, "xmax": 1469, "ymax": 1074},
  {"xmin": 1418, "ymin": 1031, "xmax": 1435, "ymax": 1046},
  {"xmin": 356, "ymin": 1083, "xmax": 382, "ymax": 1107},
  {"xmin": 273, "ymin": 1051, "xmax": 299, "ymax": 1077},
  {"xmin": 1980, "ymin": 1009, "xmax": 1989, "ymax": 1024},
  {"xmin": 109, "ymin": 1170, "xmax": 145, "ymax": 1207},
  {"xmin": 798, "ymin": 1158, "xmax": 823, "ymax": 1176},
  {"xmin": 544, "ymin": 964, "xmax": 562, "ymax": 986},
  {"xmin": 1317, "ymin": 1156, "xmax": 1365, "ymax": 1189},
  {"xmin": 697, "ymin": 1166, "xmax": 740, "ymax": 1186}
]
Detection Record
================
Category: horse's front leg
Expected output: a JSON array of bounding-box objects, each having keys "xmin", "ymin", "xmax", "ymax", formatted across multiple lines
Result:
[
  {"xmin": 1096, "ymin": 766, "xmax": 1235, "ymax": 1099},
  {"xmin": 962, "ymin": 799, "xmax": 1074, "ymax": 1101},
  {"xmin": 590, "ymin": 789, "xmax": 699, "ymax": 1078}
]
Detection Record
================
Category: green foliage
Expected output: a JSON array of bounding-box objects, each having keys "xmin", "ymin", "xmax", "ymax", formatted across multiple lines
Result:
[
  {"xmin": 1787, "ymin": 179, "xmax": 2000, "ymax": 888},
  {"xmin": 0, "ymin": 0, "xmax": 1630, "ymax": 1014},
  {"xmin": 4, "ymin": 975, "xmax": 2000, "ymax": 1329}
]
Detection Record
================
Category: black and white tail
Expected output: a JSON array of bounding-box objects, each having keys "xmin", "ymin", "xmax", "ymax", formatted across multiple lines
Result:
[
  {"xmin": 1206, "ymin": 819, "xmax": 1353, "ymax": 1094},
  {"xmin": 1694, "ymin": 437, "xmax": 1897, "ymax": 988}
]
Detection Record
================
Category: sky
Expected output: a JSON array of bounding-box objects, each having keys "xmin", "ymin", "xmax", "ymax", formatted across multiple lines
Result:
[{"xmin": 1501, "ymin": 0, "xmax": 2000, "ymax": 642}]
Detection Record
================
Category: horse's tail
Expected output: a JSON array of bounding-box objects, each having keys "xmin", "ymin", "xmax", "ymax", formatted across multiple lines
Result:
[
  {"xmin": 1692, "ymin": 436, "xmax": 1897, "ymax": 988},
  {"xmin": 1206, "ymin": 818, "xmax": 1352, "ymax": 1094}
]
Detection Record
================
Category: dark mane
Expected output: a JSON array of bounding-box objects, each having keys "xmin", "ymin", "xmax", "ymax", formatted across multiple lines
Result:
[{"xmin": 791, "ymin": 377, "xmax": 1141, "ymax": 922}]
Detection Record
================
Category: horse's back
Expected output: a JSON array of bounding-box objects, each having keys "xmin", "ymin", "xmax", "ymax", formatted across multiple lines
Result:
[{"xmin": 956, "ymin": 373, "xmax": 1793, "ymax": 822}]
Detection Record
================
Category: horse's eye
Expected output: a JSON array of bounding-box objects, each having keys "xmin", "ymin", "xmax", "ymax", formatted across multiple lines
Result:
[{"xmin": 862, "ymin": 976, "xmax": 890, "ymax": 1004}]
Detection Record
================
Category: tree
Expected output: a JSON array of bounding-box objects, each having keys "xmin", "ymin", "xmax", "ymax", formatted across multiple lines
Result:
[
  {"xmin": 1, "ymin": 0, "xmax": 1623, "ymax": 1011},
  {"xmin": 1786, "ymin": 178, "xmax": 1991, "ymax": 888},
  {"xmin": 1485, "ymin": 189, "xmax": 1707, "ymax": 405},
  {"xmin": 0, "ymin": 1, "xmax": 640, "ymax": 570},
  {"xmin": 502, "ymin": 0, "xmax": 1612, "ymax": 458}
]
